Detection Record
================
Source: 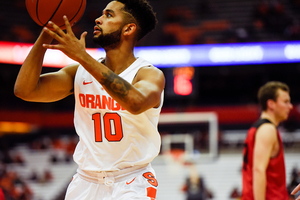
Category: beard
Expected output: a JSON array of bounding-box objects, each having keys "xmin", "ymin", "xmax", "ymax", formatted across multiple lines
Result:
[{"xmin": 93, "ymin": 28, "xmax": 122, "ymax": 49}]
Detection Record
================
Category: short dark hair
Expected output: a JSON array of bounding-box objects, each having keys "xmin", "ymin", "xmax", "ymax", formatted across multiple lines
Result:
[
  {"xmin": 257, "ymin": 81, "xmax": 290, "ymax": 111},
  {"xmin": 116, "ymin": 0, "xmax": 158, "ymax": 41}
]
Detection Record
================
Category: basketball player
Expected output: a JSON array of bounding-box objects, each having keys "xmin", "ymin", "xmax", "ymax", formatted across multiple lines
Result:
[
  {"xmin": 242, "ymin": 81, "xmax": 293, "ymax": 200},
  {"xmin": 292, "ymin": 184, "xmax": 300, "ymax": 200},
  {"xmin": 14, "ymin": 0, "xmax": 165, "ymax": 199}
]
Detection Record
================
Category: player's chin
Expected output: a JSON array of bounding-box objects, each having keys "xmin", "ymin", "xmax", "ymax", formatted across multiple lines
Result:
[
  {"xmin": 283, "ymin": 114, "xmax": 289, "ymax": 121},
  {"xmin": 93, "ymin": 34, "xmax": 101, "ymax": 42},
  {"xmin": 93, "ymin": 33, "xmax": 99, "ymax": 38}
]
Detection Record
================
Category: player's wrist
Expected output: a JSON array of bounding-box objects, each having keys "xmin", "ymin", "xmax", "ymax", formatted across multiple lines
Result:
[{"xmin": 76, "ymin": 50, "xmax": 94, "ymax": 66}]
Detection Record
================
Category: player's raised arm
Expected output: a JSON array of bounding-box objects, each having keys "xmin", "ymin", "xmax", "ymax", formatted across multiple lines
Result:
[
  {"xmin": 124, "ymin": 65, "xmax": 165, "ymax": 113},
  {"xmin": 14, "ymin": 30, "xmax": 78, "ymax": 102},
  {"xmin": 99, "ymin": 65, "xmax": 165, "ymax": 114}
]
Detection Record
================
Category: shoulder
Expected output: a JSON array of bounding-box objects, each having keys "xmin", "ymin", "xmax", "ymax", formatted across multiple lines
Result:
[
  {"xmin": 135, "ymin": 65, "xmax": 165, "ymax": 82},
  {"xmin": 136, "ymin": 65, "xmax": 165, "ymax": 80},
  {"xmin": 255, "ymin": 123, "xmax": 277, "ymax": 144}
]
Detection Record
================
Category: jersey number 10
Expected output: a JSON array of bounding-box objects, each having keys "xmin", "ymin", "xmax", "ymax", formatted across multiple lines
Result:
[{"xmin": 92, "ymin": 113, "xmax": 123, "ymax": 142}]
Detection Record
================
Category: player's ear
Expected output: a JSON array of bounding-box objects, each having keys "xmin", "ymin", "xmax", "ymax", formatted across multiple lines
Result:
[
  {"xmin": 123, "ymin": 23, "xmax": 137, "ymax": 36},
  {"xmin": 267, "ymin": 99, "xmax": 276, "ymax": 110}
]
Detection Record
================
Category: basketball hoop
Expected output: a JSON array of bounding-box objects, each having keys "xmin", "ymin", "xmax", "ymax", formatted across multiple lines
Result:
[{"xmin": 163, "ymin": 149, "xmax": 186, "ymax": 174}]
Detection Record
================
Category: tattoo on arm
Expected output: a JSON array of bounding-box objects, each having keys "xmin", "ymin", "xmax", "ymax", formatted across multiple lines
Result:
[{"xmin": 101, "ymin": 71, "xmax": 131, "ymax": 101}]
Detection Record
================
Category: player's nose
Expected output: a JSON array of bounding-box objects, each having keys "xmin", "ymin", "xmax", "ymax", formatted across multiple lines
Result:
[{"xmin": 95, "ymin": 16, "xmax": 103, "ymax": 25}]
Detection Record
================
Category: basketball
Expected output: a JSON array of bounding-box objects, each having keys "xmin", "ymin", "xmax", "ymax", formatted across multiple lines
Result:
[{"xmin": 25, "ymin": 0, "xmax": 87, "ymax": 30}]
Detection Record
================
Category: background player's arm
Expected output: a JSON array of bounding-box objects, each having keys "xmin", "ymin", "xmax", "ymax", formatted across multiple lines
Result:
[
  {"xmin": 14, "ymin": 30, "xmax": 78, "ymax": 102},
  {"xmin": 292, "ymin": 184, "xmax": 300, "ymax": 200},
  {"xmin": 253, "ymin": 124, "xmax": 277, "ymax": 200}
]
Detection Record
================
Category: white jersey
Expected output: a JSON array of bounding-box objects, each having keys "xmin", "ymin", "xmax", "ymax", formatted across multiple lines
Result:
[{"xmin": 73, "ymin": 57, "xmax": 163, "ymax": 172}]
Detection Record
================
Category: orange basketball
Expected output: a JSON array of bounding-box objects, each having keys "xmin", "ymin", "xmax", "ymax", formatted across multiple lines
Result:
[{"xmin": 25, "ymin": 0, "xmax": 86, "ymax": 30}]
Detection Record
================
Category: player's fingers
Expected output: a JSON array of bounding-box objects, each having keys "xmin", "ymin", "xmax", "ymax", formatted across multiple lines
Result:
[
  {"xmin": 64, "ymin": 15, "xmax": 75, "ymax": 36},
  {"xmin": 42, "ymin": 43, "xmax": 61, "ymax": 50},
  {"xmin": 81, "ymin": 31, "xmax": 88, "ymax": 38},
  {"xmin": 43, "ymin": 27, "xmax": 64, "ymax": 43},
  {"xmin": 48, "ymin": 21, "xmax": 66, "ymax": 37},
  {"xmin": 292, "ymin": 184, "xmax": 300, "ymax": 195},
  {"xmin": 80, "ymin": 31, "xmax": 87, "ymax": 46}
]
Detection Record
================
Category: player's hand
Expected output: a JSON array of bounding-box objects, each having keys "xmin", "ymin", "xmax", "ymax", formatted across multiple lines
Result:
[
  {"xmin": 42, "ymin": 15, "xmax": 88, "ymax": 62},
  {"xmin": 291, "ymin": 183, "xmax": 300, "ymax": 200}
]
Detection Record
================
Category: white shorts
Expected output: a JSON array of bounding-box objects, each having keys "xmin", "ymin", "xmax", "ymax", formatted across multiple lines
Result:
[{"xmin": 64, "ymin": 164, "xmax": 158, "ymax": 200}]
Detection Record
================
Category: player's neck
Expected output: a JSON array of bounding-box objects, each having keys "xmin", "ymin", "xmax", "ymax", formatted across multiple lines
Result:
[
  {"xmin": 260, "ymin": 112, "xmax": 279, "ymax": 126},
  {"xmin": 104, "ymin": 48, "xmax": 136, "ymax": 74}
]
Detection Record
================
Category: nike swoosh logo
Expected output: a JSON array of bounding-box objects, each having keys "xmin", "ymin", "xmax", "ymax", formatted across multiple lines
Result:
[
  {"xmin": 83, "ymin": 80, "xmax": 93, "ymax": 85},
  {"xmin": 126, "ymin": 177, "xmax": 136, "ymax": 185}
]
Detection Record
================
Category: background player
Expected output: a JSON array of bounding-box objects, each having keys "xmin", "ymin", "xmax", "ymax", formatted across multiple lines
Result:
[
  {"xmin": 14, "ymin": 0, "xmax": 165, "ymax": 199},
  {"xmin": 242, "ymin": 81, "xmax": 293, "ymax": 200}
]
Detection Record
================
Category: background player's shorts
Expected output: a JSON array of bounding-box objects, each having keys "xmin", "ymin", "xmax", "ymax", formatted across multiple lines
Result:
[{"xmin": 64, "ymin": 164, "xmax": 157, "ymax": 200}]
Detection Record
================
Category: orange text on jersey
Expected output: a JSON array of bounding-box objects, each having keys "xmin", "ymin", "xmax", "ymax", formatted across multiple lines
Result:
[{"xmin": 79, "ymin": 93, "xmax": 126, "ymax": 111}]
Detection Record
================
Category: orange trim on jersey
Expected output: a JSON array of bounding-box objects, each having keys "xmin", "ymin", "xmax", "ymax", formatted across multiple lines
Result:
[{"xmin": 147, "ymin": 187, "xmax": 157, "ymax": 199}]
